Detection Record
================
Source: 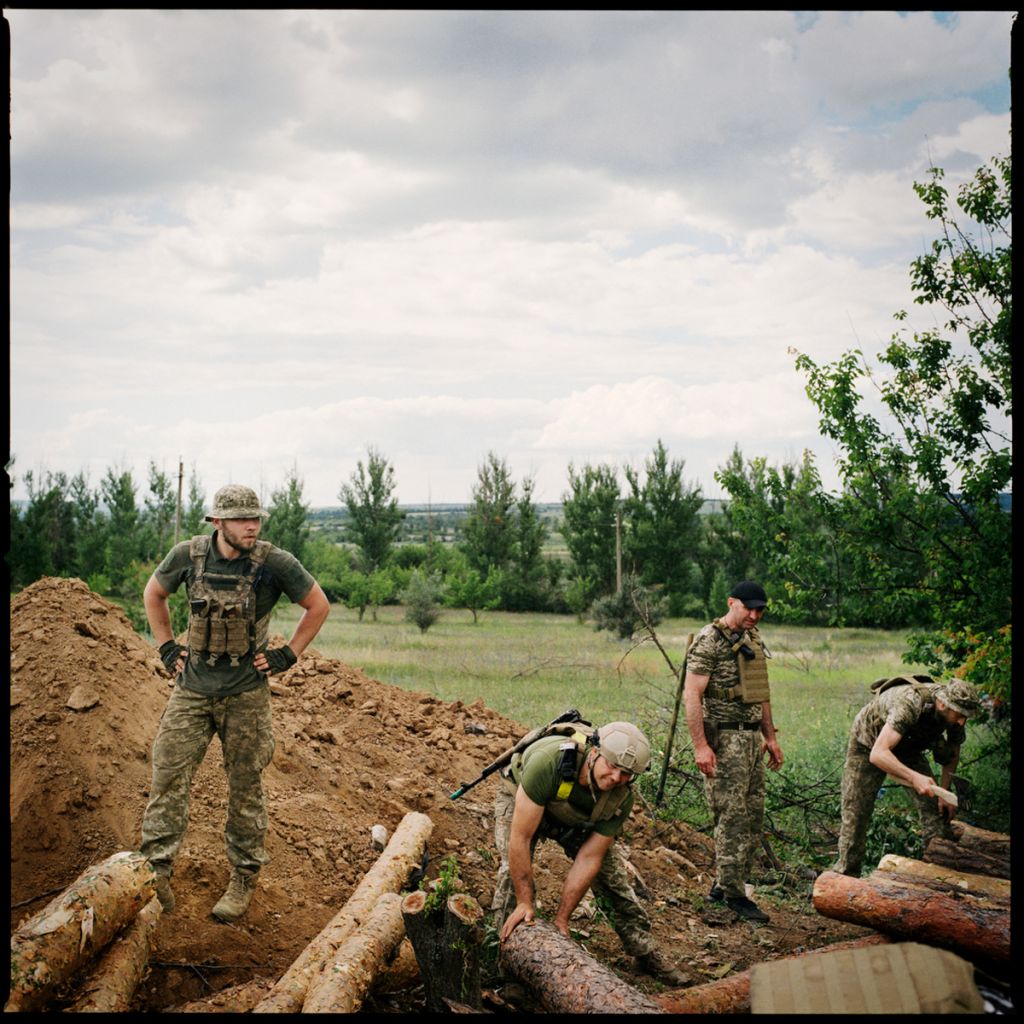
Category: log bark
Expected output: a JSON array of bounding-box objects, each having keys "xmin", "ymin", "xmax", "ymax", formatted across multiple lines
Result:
[
  {"xmin": 813, "ymin": 870, "xmax": 1009, "ymax": 965},
  {"xmin": 6, "ymin": 850, "xmax": 157, "ymax": 1013},
  {"xmin": 401, "ymin": 889, "xmax": 486, "ymax": 1012},
  {"xmin": 66, "ymin": 896, "xmax": 162, "ymax": 1013},
  {"xmin": 301, "ymin": 892, "xmax": 406, "ymax": 1014},
  {"xmin": 500, "ymin": 919, "xmax": 664, "ymax": 1014},
  {"xmin": 875, "ymin": 854, "xmax": 1011, "ymax": 900},
  {"xmin": 252, "ymin": 811, "xmax": 433, "ymax": 1014},
  {"xmin": 924, "ymin": 822, "xmax": 1010, "ymax": 879},
  {"xmin": 653, "ymin": 934, "xmax": 890, "ymax": 1014},
  {"xmin": 372, "ymin": 938, "xmax": 421, "ymax": 994}
]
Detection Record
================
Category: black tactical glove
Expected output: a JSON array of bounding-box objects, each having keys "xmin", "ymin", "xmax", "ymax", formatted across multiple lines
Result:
[
  {"xmin": 158, "ymin": 640, "xmax": 185, "ymax": 676},
  {"xmin": 262, "ymin": 644, "xmax": 298, "ymax": 675}
]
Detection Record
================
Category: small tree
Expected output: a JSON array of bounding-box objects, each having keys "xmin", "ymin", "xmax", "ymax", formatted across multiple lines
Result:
[
  {"xmin": 402, "ymin": 570, "xmax": 444, "ymax": 633},
  {"xmin": 591, "ymin": 574, "xmax": 666, "ymax": 640},
  {"xmin": 265, "ymin": 468, "xmax": 312, "ymax": 562},
  {"xmin": 340, "ymin": 447, "xmax": 405, "ymax": 572}
]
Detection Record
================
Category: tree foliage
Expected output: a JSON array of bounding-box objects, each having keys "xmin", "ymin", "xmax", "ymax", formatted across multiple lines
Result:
[
  {"xmin": 560, "ymin": 462, "xmax": 620, "ymax": 603},
  {"xmin": 339, "ymin": 447, "xmax": 405, "ymax": 572},
  {"xmin": 264, "ymin": 468, "xmax": 312, "ymax": 563},
  {"xmin": 793, "ymin": 152, "xmax": 1011, "ymax": 696}
]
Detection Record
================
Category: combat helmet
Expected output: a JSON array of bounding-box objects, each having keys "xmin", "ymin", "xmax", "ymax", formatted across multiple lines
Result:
[
  {"xmin": 595, "ymin": 722, "xmax": 651, "ymax": 775},
  {"xmin": 205, "ymin": 484, "xmax": 269, "ymax": 522}
]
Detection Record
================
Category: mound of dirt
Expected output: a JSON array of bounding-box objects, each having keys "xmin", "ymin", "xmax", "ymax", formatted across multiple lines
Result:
[{"xmin": 9, "ymin": 577, "xmax": 869, "ymax": 1011}]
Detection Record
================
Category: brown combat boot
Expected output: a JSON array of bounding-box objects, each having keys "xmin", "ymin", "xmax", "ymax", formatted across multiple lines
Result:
[
  {"xmin": 212, "ymin": 870, "xmax": 257, "ymax": 923},
  {"xmin": 635, "ymin": 949, "xmax": 690, "ymax": 986},
  {"xmin": 153, "ymin": 873, "xmax": 175, "ymax": 914}
]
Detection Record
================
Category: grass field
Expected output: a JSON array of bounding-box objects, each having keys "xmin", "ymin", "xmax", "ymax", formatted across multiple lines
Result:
[{"xmin": 271, "ymin": 601, "xmax": 930, "ymax": 759}]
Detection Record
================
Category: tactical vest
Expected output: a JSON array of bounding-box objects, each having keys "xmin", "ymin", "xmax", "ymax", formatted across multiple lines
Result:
[
  {"xmin": 186, "ymin": 535, "xmax": 273, "ymax": 667},
  {"xmin": 507, "ymin": 731, "xmax": 631, "ymax": 828},
  {"xmin": 868, "ymin": 675, "xmax": 957, "ymax": 760},
  {"xmin": 707, "ymin": 620, "xmax": 771, "ymax": 704}
]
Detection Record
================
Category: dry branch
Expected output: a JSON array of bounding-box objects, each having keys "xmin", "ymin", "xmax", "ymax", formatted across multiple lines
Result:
[
  {"xmin": 301, "ymin": 892, "xmax": 406, "ymax": 1013},
  {"xmin": 500, "ymin": 919, "xmax": 663, "ymax": 1014},
  {"xmin": 813, "ymin": 869, "xmax": 1009, "ymax": 965},
  {"xmin": 6, "ymin": 850, "xmax": 156, "ymax": 1013},
  {"xmin": 252, "ymin": 811, "xmax": 433, "ymax": 1014}
]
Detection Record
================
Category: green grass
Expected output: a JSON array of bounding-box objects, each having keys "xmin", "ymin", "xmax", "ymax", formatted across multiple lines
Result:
[{"xmin": 272, "ymin": 602, "xmax": 928, "ymax": 756}]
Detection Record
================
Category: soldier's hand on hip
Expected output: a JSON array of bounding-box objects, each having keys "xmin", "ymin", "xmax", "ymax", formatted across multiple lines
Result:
[
  {"xmin": 158, "ymin": 640, "xmax": 187, "ymax": 677},
  {"xmin": 256, "ymin": 645, "xmax": 298, "ymax": 675}
]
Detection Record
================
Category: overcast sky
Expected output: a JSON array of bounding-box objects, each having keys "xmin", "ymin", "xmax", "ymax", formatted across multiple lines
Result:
[{"xmin": 8, "ymin": 10, "xmax": 1013, "ymax": 509}]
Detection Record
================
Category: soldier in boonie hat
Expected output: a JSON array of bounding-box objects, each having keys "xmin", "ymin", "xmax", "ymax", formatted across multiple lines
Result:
[
  {"xmin": 205, "ymin": 484, "xmax": 269, "ymax": 521},
  {"xmin": 936, "ymin": 679, "xmax": 982, "ymax": 720}
]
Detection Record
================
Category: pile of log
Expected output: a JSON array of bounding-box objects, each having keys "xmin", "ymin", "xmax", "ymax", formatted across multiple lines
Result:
[
  {"xmin": 7, "ymin": 850, "xmax": 160, "ymax": 1013},
  {"xmin": 924, "ymin": 821, "xmax": 1010, "ymax": 879},
  {"xmin": 813, "ymin": 847, "xmax": 1010, "ymax": 974}
]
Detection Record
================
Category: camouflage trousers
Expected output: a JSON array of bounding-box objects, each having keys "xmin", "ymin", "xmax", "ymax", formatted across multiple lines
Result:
[
  {"xmin": 703, "ymin": 728, "xmax": 765, "ymax": 898},
  {"xmin": 833, "ymin": 735, "xmax": 954, "ymax": 877},
  {"xmin": 140, "ymin": 682, "xmax": 276, "ymax": 877},
  {"xmin": 489, "ymin": 780, "xmax": 655, "ymax": 956}
]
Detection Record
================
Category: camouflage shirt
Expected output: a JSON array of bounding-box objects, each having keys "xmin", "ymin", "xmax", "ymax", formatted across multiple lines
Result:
[
  {"xmin": 154, "ymin": 533, "xmax": 315, "ymax": 697},
  {"xmin": 687, "ymin": 621, "xmax": 765, "ymax": 725},
  {"xmin": 851, "ymin": 683, "xmax": 965, "ymax": 754}
]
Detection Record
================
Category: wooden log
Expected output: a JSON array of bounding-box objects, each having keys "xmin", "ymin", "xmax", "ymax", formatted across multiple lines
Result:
[
  {"xmin": 401, "ymin": 889, "xmax": 486, "ymax": 1012},
  {"xmin": 500, "ymin": 919, "xmax": 664, "ymax": 1014},
  {"xmin": 252, "ymin": 811, "xmax": 432, "ymax": 1014},
  {"xmin": 875, "ymin": 855, "xmax": 1011, "ymax": 900},
  {"xmin": 372, "ymin": 938, "xmax": 420, "ymax": 994},
  {"xmin": 6, "ymin": 850, "xmax": 157, "ymax": 1013},
  {"xmin": 301, "ymin": 893, "xmax": 406, "ymax": 1014},
  {"xmin": 812, "ymin": 870, "xmax": 1009, "ymax": 965},
  {"xmin": 653, "ymin": 934, "xmax": 891, "ymax": 1014},
  {"xmin": 65, "ymin": 896, "xmax": 162, "ymax": 1013},
  {"xmin": 924, "ymin": 822, "xmax": 1010, "ymax": 879}
]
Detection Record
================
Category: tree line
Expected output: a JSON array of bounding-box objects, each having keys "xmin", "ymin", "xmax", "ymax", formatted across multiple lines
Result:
[{"xmin": 7, "ymin": 152, "xmax": 1010, "ymax": 699}]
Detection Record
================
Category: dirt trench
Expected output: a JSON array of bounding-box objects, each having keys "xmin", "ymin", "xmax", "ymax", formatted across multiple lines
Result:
[{"xmin": 9, "ymin": 577, "xmax": 866, "ymax": 1011}]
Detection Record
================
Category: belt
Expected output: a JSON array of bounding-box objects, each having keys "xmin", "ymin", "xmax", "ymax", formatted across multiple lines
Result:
[{"xmin": 716, "ymin": 722, "xmax": 761, "ymax": 732}]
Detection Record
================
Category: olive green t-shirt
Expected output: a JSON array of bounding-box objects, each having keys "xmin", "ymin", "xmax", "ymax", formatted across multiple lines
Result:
[
  {"xmin": 513, "ymin": 735, "xmax": 633, "ymax": 838},
  {"xmin": 154, "ymin": 532, "xmax": 315, "ymax": 697}
]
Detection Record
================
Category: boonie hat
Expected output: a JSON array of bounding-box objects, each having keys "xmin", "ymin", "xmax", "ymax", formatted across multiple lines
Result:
[
  {"xmin": 730, "ymin": 580, "xmax": 768, "ymax": 609},
  {"xmin": 936, "ymin": 679, "xmax": 982, "ymax": 719},
  {"xmin": 205, "ymin": 484, "xmax": 269, "ymax": 522}
]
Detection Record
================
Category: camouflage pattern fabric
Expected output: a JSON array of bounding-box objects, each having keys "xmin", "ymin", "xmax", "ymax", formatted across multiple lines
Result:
[
  {"xmin": 703, "ymin": 729, "xmax": 765, "ymax": 897},
  {"xmin": 490, "ymin": 779, "xmax": 655, "ymax": 955},
  {"xmin": 140, "ymin": 682, "xmax": 276, "ymax": 875},
  {"xmin": 851, "ymin": 684, "xmax": 933, "ymax": 748},
  {"xmin": 834, "ymin": 735, "xmax": 955, "ymax": 878},
  {"xmin": 687, "ymin": 622, "xmax": 763, "ymax": 724}
]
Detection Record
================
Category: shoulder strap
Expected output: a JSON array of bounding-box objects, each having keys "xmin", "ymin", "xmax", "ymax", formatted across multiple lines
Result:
[{"xmin": 189, "ymin": 534, "xmax": 212, "ymax": 581}]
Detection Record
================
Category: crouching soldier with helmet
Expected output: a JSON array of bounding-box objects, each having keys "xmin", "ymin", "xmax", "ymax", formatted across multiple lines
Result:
[
  {"xmin": 491, "ymin": 721, "xmax": 688, "ymax": 985},
  {"xmin": 138, "ymin": 485, "xmax": 330, "ymax": 923},
  {"xmin": 832, "ymin": 675, "xmax": 981, "ymax": 878}
]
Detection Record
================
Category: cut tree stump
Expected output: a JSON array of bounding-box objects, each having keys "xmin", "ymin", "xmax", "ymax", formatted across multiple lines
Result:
[
  {"xmin": 66, "ymin": 895, "xmax": 162, "ymax": 1013},
  {"xmin": 924, "ymin": 822, "xmax": 1010, "ymax": 879},
  {"xmin": 401, "ymin": 888, "xmax": 485, "ymax": 1012},
  {"xmin": 653, "ymin": 933, "xmax": 891, "ymax": 1014},
  {"xmin": 7, "ymin": 850, "xmax": 157, "ymax": 1013},
  {"xmin": 252, "ymin": 811, "xmax": 433, "ymax": 1014},
  {"xmin": 813, "ymin": 869, "xmax": 1009, "ymax": 966},
  {"xmin": 875, "ymin": 854, "xmax": 1011, "ymax": 901},
  {"xmin": 500, "ymin": 919, "xmax": 664, "ymax": 1014},
  {"xmin": 302, "ymin": 892, "xmax": 406, "ymax": 1013}
]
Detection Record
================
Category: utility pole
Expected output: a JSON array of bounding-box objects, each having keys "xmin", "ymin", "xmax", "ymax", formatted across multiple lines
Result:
[
  {"xmin": 614, "ymin": 510, "xmax": 622, "ymax": 592},
  {"xmin": 174, "ymin": 457, "xmax": 184, "ymax": 545}
]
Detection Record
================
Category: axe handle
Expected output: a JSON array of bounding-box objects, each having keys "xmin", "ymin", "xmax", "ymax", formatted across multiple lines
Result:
[{"xmin": 889, "ymin": 775, "xmax": 958, "ymax": 808}]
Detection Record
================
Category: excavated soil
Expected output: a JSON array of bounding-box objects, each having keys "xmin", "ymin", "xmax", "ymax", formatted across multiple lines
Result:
[{"xmin": 9, "ymin": 577, "xmax": 870, "ymax": 1012}]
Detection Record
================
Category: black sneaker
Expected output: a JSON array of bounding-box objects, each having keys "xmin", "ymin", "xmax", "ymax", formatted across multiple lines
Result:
[
  {"xmin": 724, "ymin": 895, "xmax": 769, "ymax": 923},
  {"xmin": 709, "ymin": 882, "xmax": 725, "ymax": 902}
]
